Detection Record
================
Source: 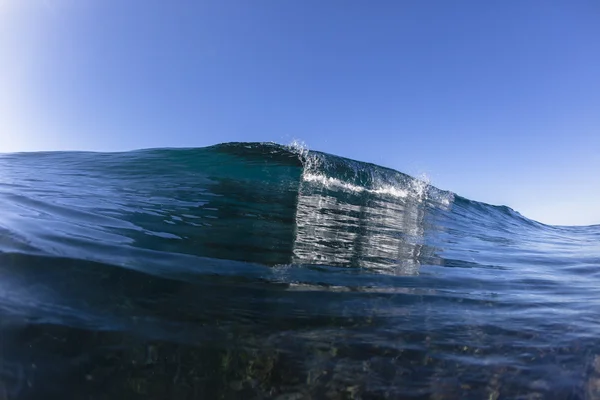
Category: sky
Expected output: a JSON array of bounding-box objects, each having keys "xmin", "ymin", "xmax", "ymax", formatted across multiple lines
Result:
[{"xmin": 1, "ymin": 0, "xmax": 599, "ymax": 226}]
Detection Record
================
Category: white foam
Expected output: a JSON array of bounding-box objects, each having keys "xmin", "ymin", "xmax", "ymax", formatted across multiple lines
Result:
[
  {"xmin": 286, "ymin": 140, "xmax": 453, "ymax": 207},
  {"xmin": 287, "ymin": 139, "xmax": 309, "ymax": 159},
  {"xmin": 303, "ymin": 172, "xmax": 412, "ymax": 200},
  {"xmin": 303, "ymin": 172, "xmax": 368, "ymax": 194}
]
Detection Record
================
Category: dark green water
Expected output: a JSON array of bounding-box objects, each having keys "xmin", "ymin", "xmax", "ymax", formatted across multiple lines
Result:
[{"xmin": 0, "ymin": 142, "xmax": 599, "ymax": 399}]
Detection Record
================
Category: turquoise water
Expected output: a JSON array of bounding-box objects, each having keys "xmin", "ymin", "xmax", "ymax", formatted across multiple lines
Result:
[{"xmin": 0, "ymin": 142, "xmax": 599, "ymax": 399}]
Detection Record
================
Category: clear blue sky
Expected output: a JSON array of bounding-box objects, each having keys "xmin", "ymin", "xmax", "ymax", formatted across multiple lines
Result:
[{"xmin": 1, "ymin": 1, "xmax": 599, "ymax": 225}]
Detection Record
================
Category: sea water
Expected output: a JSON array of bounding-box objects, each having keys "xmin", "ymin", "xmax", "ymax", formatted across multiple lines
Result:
[{"xmin": 0, "ymin": 142, "xmax": 599, "ymax": 399}]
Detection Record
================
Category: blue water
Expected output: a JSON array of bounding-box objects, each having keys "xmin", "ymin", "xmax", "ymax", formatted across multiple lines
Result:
[{"xmin": 0, "ymin": 142, "xmax": 599, "ymax": 399}]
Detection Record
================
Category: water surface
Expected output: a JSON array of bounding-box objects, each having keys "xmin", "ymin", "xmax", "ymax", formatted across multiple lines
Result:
[{"xmin": 0, "ymin": 142, "xmax": 599, "ymax": 399}]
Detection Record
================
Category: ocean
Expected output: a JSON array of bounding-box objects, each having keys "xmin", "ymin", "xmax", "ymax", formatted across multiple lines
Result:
[{"xmin": 0, "ymin": 142, "xmax": 598, "ymax": 399}]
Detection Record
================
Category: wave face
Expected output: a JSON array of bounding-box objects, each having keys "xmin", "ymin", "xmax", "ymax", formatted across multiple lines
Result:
[{"xmin": 0, "ymin": 142, "xmax": 599, "ymax": 399}]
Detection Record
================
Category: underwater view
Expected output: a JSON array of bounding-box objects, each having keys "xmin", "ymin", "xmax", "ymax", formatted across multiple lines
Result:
[{"xmin": 0, "ymin": 142, "xmax": 599, "ymax": 399}]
